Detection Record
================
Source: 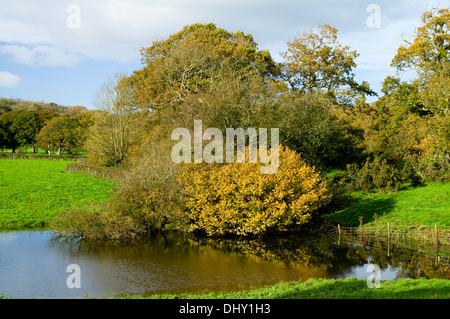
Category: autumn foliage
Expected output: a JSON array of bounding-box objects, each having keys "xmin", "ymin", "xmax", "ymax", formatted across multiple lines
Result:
[
  {"xmin": 50, "ymin": 8, "xmax": 449, "ymax": 242},
  {"xmin": 179, "ymin": 146, "xmax": 330, "ymax": 236}
]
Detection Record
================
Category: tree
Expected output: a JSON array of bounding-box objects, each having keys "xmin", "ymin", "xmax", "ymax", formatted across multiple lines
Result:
[
  {"xmin": 280, "ymin": 24, "xmax": 376, "ymax": 105},
  {"xmin": 85, "ymin": 73, "xmax": 145, "ymax": 166},
  {"xmin": 0, "ymin": 117, "xmax": 10, "ymax": 149},
  {"xmin": 0, "ymin": 112, "xmax": 15, "ymax": 150},
  {"xmin": 69, "ymin": 105, "xmax": 88, "ymax": 115},
  {"xmin": 129, "ymin": 23, "xmax": 277, "ymax": 111},
  {"xmin": 273, "ymin": 91, "xmax": 365, "ymax": 169},
  {"xmin": 36, "ymin": 115, "xmax": 88, "ymax": 155},
  {"xmin": 0, "ymin": 99, "xmax": 12, "ymax": 115},
  {"xmin": 420, "ymin": 66, "xmax": 450, "ymax": 115},
  {"xmin": 0, "ymin": 110, "xmax": 44, "ymax": 152},
  {"xmin": 391, "ymin": 8, "xmax": 450, "ymax": 115},
  {"xmin": 392, "ymin": 8, "xmax": 449, "ymax": 74}
]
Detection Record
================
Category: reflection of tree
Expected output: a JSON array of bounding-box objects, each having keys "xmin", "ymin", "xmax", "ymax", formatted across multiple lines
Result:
[
  {"xmin": 334, "ymin": 233, "xmax": 450, "ymax": 280},
  {"xmin": 194, "ymin": 232, "xmax": 370, "ymax": 279},
  {"xmin": 195, "ymin": 231, "xmax": 450, "ymax": 280},
  {"xmin": 51, "ymin": 229, "xmax": 450, "ymax": 281}
]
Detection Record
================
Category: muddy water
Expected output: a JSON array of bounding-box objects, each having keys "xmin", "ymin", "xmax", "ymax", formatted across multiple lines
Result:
[{"xmin": 0, "ymin": 230, "xmax": 447, "ymax": 298}]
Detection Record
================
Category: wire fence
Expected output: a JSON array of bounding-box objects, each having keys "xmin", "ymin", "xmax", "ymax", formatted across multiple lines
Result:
[
  {"xmin": 330, "ymin": 223, "xmax": 450, "ymax": 255},
  {"xmin": 330, "ymin": 233, "xmax": 450, "ymax": 270}
]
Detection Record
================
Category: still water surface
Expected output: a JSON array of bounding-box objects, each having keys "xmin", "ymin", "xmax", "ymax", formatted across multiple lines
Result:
[{"xmin": 0, "ymin": 230, "xmax": 447, "ymax": 298}]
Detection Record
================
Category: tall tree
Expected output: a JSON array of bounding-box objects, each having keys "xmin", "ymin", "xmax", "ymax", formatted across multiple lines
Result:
[
  {"xmin": 85, "ymin": 73, "xmax": 145, "ymax": 166},
  {"xmin": 280, "ymin": 24, "xmax": 376, "ymax": 105},
  {"xmin": 391, "ymin": 8, "xmax": 450, "ymax": 115},
  {"xmin": 36, "ymin": 115, "xmax": 88, "ymax": 155},
  {"xmin": 129, "ymin": 23, "xmax": 277, "ymax": 111},
  {"xmin": 0, "ymin": 110, "xmax": 48, "ymax": 152},
  {"xmin": 392, "ymin": 8, "xmax": 449, "ymax": 74}
]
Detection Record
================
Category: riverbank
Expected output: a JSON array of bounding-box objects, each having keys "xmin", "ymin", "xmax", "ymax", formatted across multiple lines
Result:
[
  {"xmin": 2, "ymin": 276, "xmax": 449, "ymax": 299},
  {"xmin": 115, "ymin": 277, "xmax": 450, "ymax": 299}
]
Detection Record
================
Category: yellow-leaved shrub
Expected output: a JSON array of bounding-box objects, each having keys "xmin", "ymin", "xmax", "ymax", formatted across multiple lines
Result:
[{"xmin": 178, "ymin": 145, "xmax": 330, "ymax": 236}]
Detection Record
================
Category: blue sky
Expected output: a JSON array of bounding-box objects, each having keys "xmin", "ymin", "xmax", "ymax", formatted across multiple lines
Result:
[{"xmin": 0, "ymin": 0, "xmax": 448, "ymax": 109}]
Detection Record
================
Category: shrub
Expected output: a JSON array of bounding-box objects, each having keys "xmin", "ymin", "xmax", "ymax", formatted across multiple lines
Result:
[
  {"xmin": 53, "ymin": 139, "xmax": 188, "ymax": 242},
  {"xmin": 51, "ymin": 204, "xmax": 148, "ymax": 242},
  {"xmin": 113, "ymin": 138, "xmax": 188, "ymax": 233},
  {"xmin": 178, "ymin": 145, "xmax": 331, "ymax": 236},
  {"xmin": 343, "ymin": 154, "xmax": 420, "ymax": 194}
]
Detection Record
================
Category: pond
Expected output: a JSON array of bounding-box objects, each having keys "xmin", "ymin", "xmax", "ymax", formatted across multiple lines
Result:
[{"xmin": 0, "ymin": 229, "xmax": 448, "ymax": 298}]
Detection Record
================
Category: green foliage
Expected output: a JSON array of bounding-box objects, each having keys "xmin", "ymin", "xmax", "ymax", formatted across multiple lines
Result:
[
  {"xmin": 343, "ymin": 154, "xmax": 419, "ymax": 194},
  {"xmin": 0, "ymin": 109, "xmax": 58, "ymax": 152},
  {"xmin": 29, "ymin": 10, "xmax": 450, "ymax": 244},
  {"xmin": 362, "ymin": 94, "xmax": 449, "ymax": 182},
  {"xmin": 0, "ymin": 110, "xmax": 32, "ymax": 151},
  {"xmin": 420, "ymin": 66, "xmax": 450, "ymax": 115},
  {"xmin": 274, "ymin": 92, "xmax": 365, "ymax": 169},
  {"xmin": 379, "ymin": 76, "xmax": 426, "ymax": 115},
  {"xmin": 36, "ymin": 114, "xmax": 92, "ymax": 155}
]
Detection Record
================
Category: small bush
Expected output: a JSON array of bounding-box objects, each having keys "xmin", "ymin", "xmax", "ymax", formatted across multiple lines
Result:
[
  {"xmin": 51, "ymin": 204, "xmax": 147, "ymax": 242},
  {"xmin": 343, "ymin": 154, "xmax": 420, "ymax": 194},
  {"xmin": 178, "ymin": 146, "xmax": 331, "ymax": 236}
]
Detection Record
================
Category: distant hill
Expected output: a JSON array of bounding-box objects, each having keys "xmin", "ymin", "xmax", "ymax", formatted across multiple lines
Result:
[{"xmin": 0, "ymin": 97, "xmax": 88, "ymax": 116}]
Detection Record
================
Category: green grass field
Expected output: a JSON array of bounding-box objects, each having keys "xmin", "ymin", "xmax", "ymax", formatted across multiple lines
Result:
[
  {"xmin": 0, "ymin": 159, "xmax": 115, "ymax": 229},
  {"xmin": 116, "ymin": 277, "xmax": 450, "ymax": 299},
  {"xmin": 323, "ymin": 182, "xmax": 450, "ymax": 228}
]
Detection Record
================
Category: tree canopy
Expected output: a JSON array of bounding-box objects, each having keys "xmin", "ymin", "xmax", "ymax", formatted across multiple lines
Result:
[
  {"xmin": 280, "ymin": 24, "xmax": 376, "ymax": 105},
  {"xmin": 391, "ymin": 8, "xmax": 450, "ymax": 115},
  {"xmin": 128, "ymin": 23, "xmax": 277, "ymax": 111}
]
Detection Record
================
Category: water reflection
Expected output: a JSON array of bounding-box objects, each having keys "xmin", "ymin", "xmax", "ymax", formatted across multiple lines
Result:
[{"xmin": 0, "ymin": 230, "xmax": 448, "ymax": 299}]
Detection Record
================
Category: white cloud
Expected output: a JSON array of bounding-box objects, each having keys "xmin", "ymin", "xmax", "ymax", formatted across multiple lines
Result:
[
  {"xmin": 0, "ymin": 45, "xmax": 81, "ymax": 67},
  {"xmin": 0, "ymin": 19, "xmax": 52, "ymax": 45},
  {"xmin": 0, "ymin": 71, "xmax": 21, "ymax": 88},
  {"xmin": 0, "ymin": 0, "xmax": 447, "ymax": 68}
]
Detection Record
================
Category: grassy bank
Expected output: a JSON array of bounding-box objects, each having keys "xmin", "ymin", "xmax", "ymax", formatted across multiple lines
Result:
[
  {"xmin": 323, "ymin": 182, "xmax": 450, "ymax": 228},
  {"xmin": 0, "ymin": 159, "xmax": 115, "ymax": 230},
  {"xmin": 116, "ymin": 277, "xmax": 450, "ymax": 299}
]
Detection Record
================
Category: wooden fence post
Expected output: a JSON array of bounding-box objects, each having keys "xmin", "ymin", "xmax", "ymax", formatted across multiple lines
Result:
[
  {"xmin": 435, "ymin": 223, "xmax": 439, "ymax": 245},
  {"xmin": 387, "ymin": 223, "xmax": 390, "ymax": 241},
  {"xmin": 337, "ymin": 224, "xmax": 341, "ymax": 245}
]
